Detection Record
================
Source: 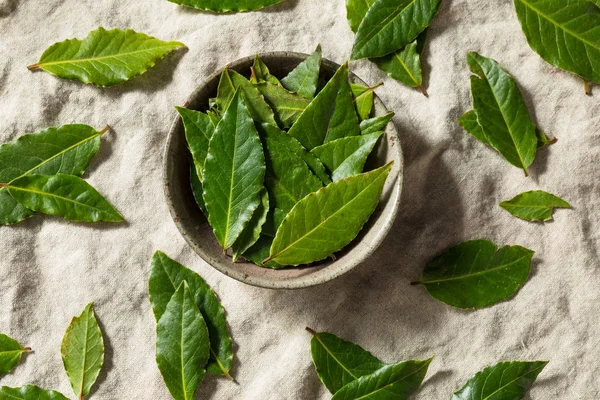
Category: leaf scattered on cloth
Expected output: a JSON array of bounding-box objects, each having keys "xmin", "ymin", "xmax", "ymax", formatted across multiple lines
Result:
[
  {"xmin": 166, "ymin": 0, "xmax": 284, "ymax": 13},
  {"xmin": 500, "ymin": 190, "xmax": 570, "ymax": 222},
  {"xmin": 0, "ymin": 333, "xmax": 30, "ymax": 375}
]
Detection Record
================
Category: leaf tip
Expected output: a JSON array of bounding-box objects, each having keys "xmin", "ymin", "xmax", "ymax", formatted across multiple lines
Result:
[
  {"xmin": 417, "ymin": 85, "xmax": 428, "ymax": 97},
  {"xmin": 584, "ymin": 80, "xmax": 592, "ymax": 96}
]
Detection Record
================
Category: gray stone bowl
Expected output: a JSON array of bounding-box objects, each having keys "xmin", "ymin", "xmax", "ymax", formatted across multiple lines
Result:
[{"xmin": 163, "ymin": 52, "xmax": 403, "ymax": 289}]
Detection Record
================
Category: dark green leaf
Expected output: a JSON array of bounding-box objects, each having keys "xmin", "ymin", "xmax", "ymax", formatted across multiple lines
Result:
[
  {"xmin": 149, "ymin": 251, "xmax": 233, "ymax": 377},
  {"xmin": 281, "ymin": 45, "xmax": 322, "ymax": 99},
  {"xmin": 61, "ymin": 303, "xmax": 105, "ymax": 399},
  {"xmin": 232, "ymin": 190, "xmax": 269, "ymax": 261},
  {"xmin": 156, "ymin": 283, "xmax": 210, "ymax": 400},
  {"xmin": 0, "ymin": 385, "xmax": 69, "ymax": 400},
  {"xmin": 255, "ymin": 82, "xmax": 310, "ymax": 129},
  {"xmin": 360, "ymin": 111, "xmax": 395, "ymax": 135},
  {"xmin": 167, "ymin": 0, "xmax": 283, "ymax": 12},
  {"xmin": 6, "ymin": 174, "xmax": 123, "ymax": 223},
  {"xmin": 267, "ymin": 162, "xmax": 392, "ymax": 266},
  {"xmin": 251, "ymin": 54, "xmax": 281, "ymax": 85},
  {"xmin": 500, "ymin": 190, "xmax": 570, "ymax": 222},
  {"xmin": 176, "ymin": 107, "xmax": 216, "ymax": 181},
  {"xmin": 351, "ymin": 83, "xmax": 380, "ymax": 121},
  {"xmin": 416, "ymin": 239, "xmax": 534, "ymax": 309},
  {"xmin": 451, "ymin": 361, "xmax": 548, "ymax": 400},
  {"xmin": 346, "ymin": 0, "xmax": 375, "ymax": 33},
  {"xmin": 190, "ymin": 164, "xmax": 207, "ymax": 215},
  {"xmin": 242, "ymin": 234, "xmax": 281, "ymax": 269},
  {"xmin": 0, "ymin": 334, "xmax": 30, "ymax": 375},
  {"xmin": 28, "ymin": 27, "xmax": 185, "ymax": 87}
]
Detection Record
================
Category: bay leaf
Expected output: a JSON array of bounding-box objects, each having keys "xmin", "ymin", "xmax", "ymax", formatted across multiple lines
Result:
[
  {"xmin": 266, "ymin": 162, "xmax": 392, "ymax": 266},
  {"xmin": 6, "ymin": 174, "xmax": 123, "ymax": 223},
  {"xmin": 346, "ymin": 0, "xmax": 375, "ymax": 33},
  {"xmin": 281, "ymin": 45, "xmax": 322, "ymax": 99},
  {"xmin": 0, "ymin": 385, "xmax": 69, "ymax": 400},
  {"xmin": 190, "ymin": 164, "xmax": 207, "ymax": 215},
  {"xmin": 232, "ymin": 190, "xmax": 269, "ymax": 261},
  {"xmin": 465, "ymin": 52, "xmax": 538, "ymax": 175},
  {"xmin": 0, "ymin": 333, "xmax": 30, "ymax": 375},
  {"xmin": 250, "ymin": 54, "xmax": 281, "ymax": 85},
  {"xmin": 149, "ymin": 251, "xmax": 233, "ymax": 377},
  {"xmin": 288, "ymin": 63, "xmax": 360, "ymax": 150},
  {"xmin": 514, "ymin": 0, "xmax": 600, "ymax": 84},
  {"xmin": 351, "ymin": 83, "xmax": 381, "ymax": 121},
  {"xmin": 500, "ymin": 190, "xmax": 570, "ymax": 222},
  {"xmin": 176, "ymin": 107, "xmax": 216, "ymax": 181},
  {"xmin": 451, "ymin": 360, "xmax": 548, "ymax": 400},
  {"xmin": 360, "ymin": 111, "xmax": 394, "ymax": 135},
  {"xmin": 311, "ymin": 132, "xmax": 384, "ymax": 181},
  {"xmin": 166, "ymin": 0, "xmax": 283, "ymax": 12},
  {"xmin": 242, "ymin": 234, "xmax": 281, "ymax": 269},
  {"xmin": 331, "ymin": 358, "xmax": 433, "ymax": 400},
  {"xmin": 0, "ymin": 124, "xmax": 104, "ymax": 225},
  {"xmin": 255, "ymin": 82, "xmax": 310, "ymax": 129},
  {"xmin": 203, "ymin": 89, "xmax": 266, "ymax": 249},
  {"xmin": 307, "ymin": 328, "xmax": 384, "ymax": 394},
  {"xmin": 61, "ymin": 303, "xmax": 105, "ymax": 399},
  {"xmin": 350, "ymin": 0, "xmax": 441, "ymax": 60},
  {"xmin": 415, "ymin": 239, "xmax": 534, "ymax": 309},
  {"xmin": 28, "ymin": 27, "xmax": 185, "ymax": 87},
  {"xmin": 156, "ymin": 283, "xmax": 210, "ymax": 400}
]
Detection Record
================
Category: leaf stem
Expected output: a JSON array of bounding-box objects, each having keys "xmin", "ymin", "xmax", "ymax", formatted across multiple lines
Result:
[
  {"xmin": 410, "ymin": 281, "xmax": 421, "ymax": 286},
  {"xmin": 417, "ymin": 85, "xmax": 428, "ymax": 97},
  {"xmin": 27, "ymin": 64, "xmax": 40, "ymax": 71},
  {"xmin": 305, "ymin": 327, "xmax": 317, "ymax": 335},
  {"xmin": 99, "ymin": 125, "xmax": 110, "ymax": 135},
  {"xmin": 584, "ymin": 80, "xmax": 592, "ymax": 96},
  {"xmin": 0, "ymin": 183, "xmax": 8, "ymax": 188},
  {"xmin": 23, "ymin": 347, "xmax": 32, "ymax": 351}
]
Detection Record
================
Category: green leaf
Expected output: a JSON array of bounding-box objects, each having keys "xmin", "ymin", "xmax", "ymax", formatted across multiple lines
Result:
[
  {"xmin": 250, "ymin": 54, "xmax": 281, "ymax": 85},
  {"xmin": 346, "ymin": 0, "xmax": 375, "ymax": 33},
  {"xmin": 176, "ymin": 107, "xmax": 216, "ymax": 181},
  {"xmin": 331, "ymin": 358, "xmax": 433, "ymax": 400},
  {"xmin": 190, "ymin": 164, "xmax": 207, "ymax": 215},
  {"xmin": 255, "ymin": 82, "xmax": 310, "ymax": 129},
  {"xmin": 307, "ymin": 328, "xmax": 384, "ymax": 394},
  {"xmin": 215, "ymin": 67, "xmax": 277, "ymax": 126},
  {"xmin": 311, "ymin": 132, "xmax": 383, "ymax": 181},
  {"xmin": 360, "ymin": 111, "xmax": 395, "ymax": 135},
  {"xmin": 0, "ymin": 385, "xmax": 70, "ymax": 400},
  {"xmin": 281, "ymin": 45, "xmax": 322, "ymax": 99},
  {"xmin": 6, "ymin": 174, "xmax": 123, "ymax": 223},
  {"xmin": 203, "ymin": 90, "xmax": 266, "ymax": 248},
  {"xmin": 288, "ymin": 63, "xmax": 360, "ymax": 150},
  {"xmin": 514, "ymin": 0, "xmax": 600, "ymax": 84},
  {"xmin": 61, "ymin": 303, "xmax": 105, "ymax": 399},
  {"xmin": 156, "ymin": 283, "xmax": 210, "ymax": 400},
  {"xmin": 242, "ymin": 234, "xmax": 281, "ymax": 269},
  {"xmin": 0, "ymin": 124, "xmax": 104, "ymax": 225},
  {"xmin": 351, "ymin": 83, "xmax": 381, "ymax": 121},
  {"xmin": 465, "ymin": 52, "xmax": 538, "ymax": 175},
  {"xmin": 350, "ymin": 0, "xmax": 441, "ymax": 60},
  {"xmin": 0, "ymin": 333, "xmax": 30, "ymax": 375},
  {"xmin": 266, "ymin": 162, "xmax": 392, "ymax": 266},
  {"xmin": 451, "ymin": 361, "xmax": 548, "ymax": 400},
  {"xmin": 28, "ymin": 27, "xmax": 185, "ymax": 87},
  {"xmin": 500, "ymin": 190, "xmax": 570, "ymax": 222},
  {"xmin": 166, "ymin": 0, "xmax": 283, "ymax": 12},
  {"xmin": 149, "ymin": 251, "xmax": 233, "ymax": 377},
  {"xmin": 415, "ymin": 239, "xmax": 535, "ymax": 309},
  {"xmin": 232, "ymin": 190, "xmax": 269, "ymax": 261}
]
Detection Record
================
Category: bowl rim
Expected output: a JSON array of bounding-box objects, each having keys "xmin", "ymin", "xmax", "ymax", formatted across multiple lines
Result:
[{"xmin": 163, "ymin": 50, "xmax": 404, "ymax": 289}]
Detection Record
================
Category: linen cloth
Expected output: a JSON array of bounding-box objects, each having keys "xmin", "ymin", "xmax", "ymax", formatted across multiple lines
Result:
[{"xmin": 1, "ymin": 0, "xmax": 599, "ymax": 398}]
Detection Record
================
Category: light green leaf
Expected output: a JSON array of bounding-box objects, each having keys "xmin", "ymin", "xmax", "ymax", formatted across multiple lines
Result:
[
  {"xmin": 149, "ymin": 251, "xmax": 233, "ymax": 377},
  {"xmin": 360, "ymin": 111, "xmax": 395, "ymax": 135},
  {"xmin": 255, "ymin": 82, "xmax": 310, "ymax": 129},
  {"xmin": 350, "ymin": 0, "xmax": 441, "ymax": 60},
  {"xmin": 250, "ymin": 54, "xmax": 281, "ymax": 85},
  {"xmin": 176, "ymin": 107, "xmax": 216, "ymax": 181},
  {"xmin": 346, "ymin": 0, "xmax": 375, "ymax": 33},
  {"xmin": 156, "ymin": 283, "xmax": 210, "ymax": 400},
  {"xmin": 61, "ymin": 303, "xmax": 105, "ymax": 399},
  {"xmin": 466, "ymin": 52, "xmax": 538, "ymax": 175},
  {"xmin": 514, "ymin": 0, "xmax": 600, "ymax": 84},
  {"xmin": 415, "ymin": 239, "xmax": 534, "ymax": 309},
  {"xmin": 232, "ymin": 190, "xmax": 269, "ymax": 261},
  {"xmin": 307, "ymin": 328, "xmax": 384, "ymax": 394},
  {"xmin": 203, "ymin": 90, "xmax": 266, "ymax": 248},
  {"xmin": 451, "ymin": 361, "xmax": 548, "ymax": 400},
  {"xmin": 331, "ymin": 358, "xmax": 433, "ymax": 400},
  {"xmin": 311, "ymin": 132, "xmax": 383, "ymax": 181},
  {"xmin": 0, "ymin": 385, "xmax": 70, "ymax": 400},
  {"xmin": 0, "ymin": 334, "xmax": 30, "ymax": 375},
  {"xmin": 281, "ymin": 45, "xmax": 322, "ymax": 99},
  {"xmin": 6, "ymin": 174, "xmax": 123, "ymax": 223},
  {"xmin": 190, "ymin": 164, "xmax": 207, "ymax": 215},
  {"xmin": 0, "ymin": 124, "xmax": 104, "ymax": 225},
  {"xmin": 500, "ymin": 190, "xmax": 570, "ymax": 222},
  {"xmin": 28, "ymin": 27, "xmax": 185, "ymax": 87},
  {"xmin": 166, "ymin": 0, "xmax": 283, "ymax": 12},
  {"xmin": 351, "ymin": 83, "xmax": 381, "ymax": 121},
  {"xmin": 267, "ymin": 162, "xmax": 392, "ymax": 266},
  {"xmin": 288, "ymin": 63, "xmax": 360, "ymax": 150}
]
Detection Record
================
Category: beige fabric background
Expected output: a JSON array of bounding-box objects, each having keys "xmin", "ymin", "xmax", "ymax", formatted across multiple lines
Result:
[{"xmin": 1, "ymin": 0, "xmax": 599, "ymax": 398}]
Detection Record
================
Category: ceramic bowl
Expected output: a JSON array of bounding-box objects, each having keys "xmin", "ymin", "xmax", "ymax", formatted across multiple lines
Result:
[{"xmin": 163, "ymin": 51, "xmax": 403, "ymax": 289}]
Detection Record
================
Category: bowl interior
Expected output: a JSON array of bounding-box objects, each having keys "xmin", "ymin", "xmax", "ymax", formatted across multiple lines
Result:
[{"xmin": 164, "ymin": 52, "xmax": 403, "ymax": 289}]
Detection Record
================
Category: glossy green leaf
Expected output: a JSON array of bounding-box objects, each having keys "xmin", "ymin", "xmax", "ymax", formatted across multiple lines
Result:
[
  {"xmin": 514, "ymin": 0, "xmax": 600, "ymax": 84},
  {"xmin": 232, "ymin": 190, "xmax": 269, "ymax": 261},
  {"xmin": 465, "ymin": 52, "xmax": 538, "ymax": 175},
  {"xmin": 331, "ymin": 358, "xmax": 433, "ymax": 400},
  {"xmin": 176, "ymin": 107, "xmax": 215, "ymax": 181},
  {"xmin": 288, "ymin": 63, "xmax": 360, "ymax": 150},
  {"xmin": 360, "ymin": 111, "xmax": 395, "ymax": 135},
  {"xmin": 307, "ymin": 328, "xmax": 384, "ymax": 394},
  {"xmin": 0, "ymin": 334, "xmax": 30, "ymax": 375},
  {"xmin": 251, "ymin": 54, "xmax": 281, "ymax": 85},
  {"xmin": 351, "ymin": 83, "xmax": 381, "ymax": 121},
  {"xmin": 6, "ymin": 174, "xmax": 123, "ymax": 223},
  {"xmin": 451, "ymin": 361, "xmax": 548, "ymax": 400},
  {"xmin": 346, "ymin": 0, "xmax": 375, "ymax": 33},
  {"xmin": 0, "ymin": 124, "xmax": 104, "ymax": 225},
  {"xmin": 416, "ymin": 239, "xmax": 535, "ymax": 309},
  {"xmin": 215, "ymin": 67, "xmax": 277, "ymax": 126},
  {"xmin": 28, "ymin": 27, "xmax": 185, "ymax": 87},
  {"xmin": 0, "ymin": 385, "xmax": 69, "ymax": 400},
  {"xmin": 500, "ymin": 190, "xmax": 570, "ymax": 222},
  {"xmin": 255, "ymin": 82, "xmax": 310, "ymax": 129},
  {"xmin": 203, "ymin": 90, "xmax": 266, "ymax": 248},
  {"xmin": 267, "ymin": 162, "xmax": 392, "ymax": 266},
  {"xmin": 156, "ymin": 283, "xmax": 210, "ymax": 400},
  {"xmin": 350, "ymin": 0, "xmax": 441, "ymax": 60},
  {"xmin": 61, "ymin": 303, "xmax": 105, "ymax": 399},
  {"xmin": 281, "ymin": 45, "xmax": 322, "ymax": 99},
  {"xmin": 149, "ymin": 251, "xmax": 233, "ymax": 377},
  {"xmin": 167, "ymin": 0, "xmax": 283, "ymax": 12},
  {"xmin": 311, "ymin": 132, "xmax": 383, "ymax": 181},
  {"xmin": 190, "ymin": 164, "xmax": 207, "ymax": 215}
]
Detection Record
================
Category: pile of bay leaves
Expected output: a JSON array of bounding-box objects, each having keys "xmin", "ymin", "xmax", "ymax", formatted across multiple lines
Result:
[{"xmin": 177, "ymin": 47, "xmax": 396, "ymax": 268}]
